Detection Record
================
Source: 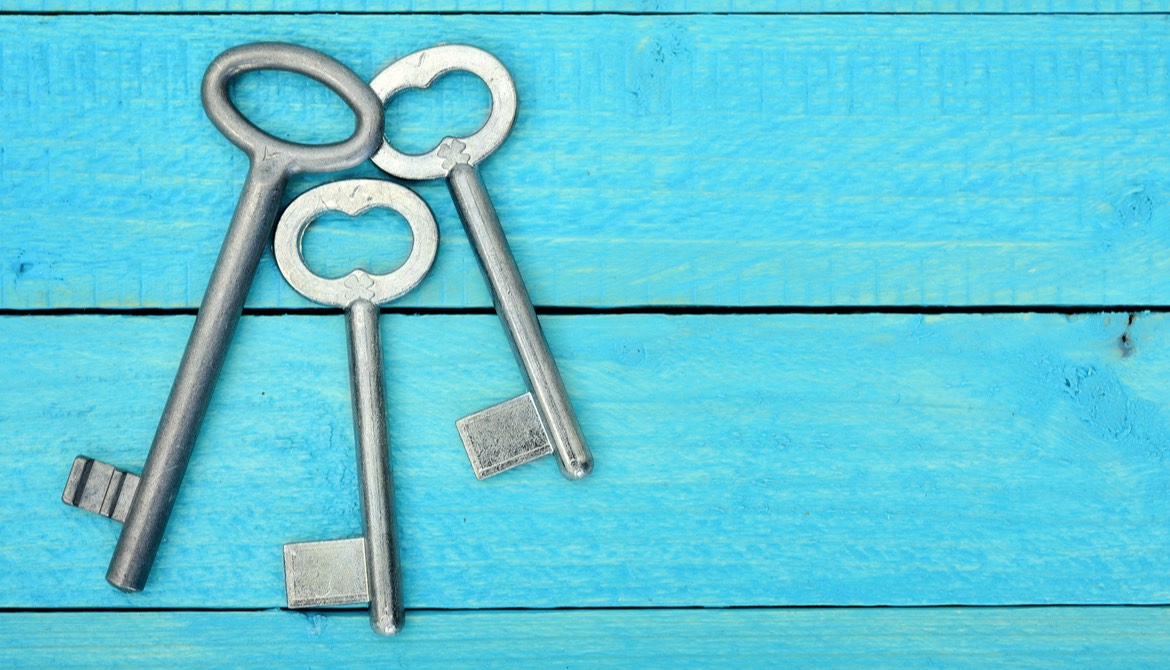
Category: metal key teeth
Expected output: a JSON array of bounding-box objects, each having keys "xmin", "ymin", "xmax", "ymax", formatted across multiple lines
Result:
[
  {"xmin": 457, "ymin": 393, "xmax": 553, "ymax": 479},
  {"xmin": 283, "ymin": 537, "xmax": 369, "ymax": 609},
  {"xmin": 63, "ymin": 456, "xmax": 140, "ymax": 523}
]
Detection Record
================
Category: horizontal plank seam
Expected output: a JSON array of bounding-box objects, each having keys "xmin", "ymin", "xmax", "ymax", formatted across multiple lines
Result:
[
  {"xmin": 3, "ymin": 604, "xmax": 1168, "ymax": 614},
  {"xmin": 2, "ymin": 11, "xmax": 1169, "ymax": 17},
  {"xmin": 0, "ymin": 306, "xmax": 1161, "ymax": 317}
]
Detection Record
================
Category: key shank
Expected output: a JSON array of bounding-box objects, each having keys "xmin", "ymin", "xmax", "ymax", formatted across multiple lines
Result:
[
  {"xmin": 107, "ymin": 163, "xmax": 286, "ymax": 592},
  {"xmin": 346, "ymin": 299, "xmax": 404, "ymax": 635},
  {"xmin": 446, "ymin": 163, "xmax": 593, "ymax": 480}
]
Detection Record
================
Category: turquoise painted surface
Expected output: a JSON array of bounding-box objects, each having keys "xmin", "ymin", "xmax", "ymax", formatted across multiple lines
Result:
[
  {"xmin": 4, "ymin": 313, "xmax": 1170, "ymax": 609},
  {"xmin": 2, "ymin": 4, "xmax": 1169, "ymax": 667},
  {"xmin": 5, "ymin": 15, "xmax": 1170, "ymax": 308},
  {"xmin": 3, "ymin": 608, "xmax": 1170, "ymax": 668},
  {"xmin": 7, "ymin": 1, "xmax": 1170, "ymax": 13}
]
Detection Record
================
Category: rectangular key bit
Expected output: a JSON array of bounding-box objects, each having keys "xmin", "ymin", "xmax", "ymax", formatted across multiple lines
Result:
[
  {"xmin": 456, "ymin": 392, "xmax": 553, "ymax": 480},
  {"xmin": 62, "ymin": 456, "xmax": 140, "ymax": 523},
  {"xmin": 284, "ymin": 537, "xmax": 368, "ymax": 608}
]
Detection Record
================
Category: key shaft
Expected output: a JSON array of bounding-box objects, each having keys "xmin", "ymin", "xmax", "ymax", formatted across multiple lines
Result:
[
  {"xmin": 346, "ymin": 299, "xmax": 404, "ymax": 635},
  {"xmin": 108, "ymin": 164, "xmax": 286, "ymax": 592},
  {"xmin": 447, "ymin": 163, "xmax": 592, "ymax": 480}
]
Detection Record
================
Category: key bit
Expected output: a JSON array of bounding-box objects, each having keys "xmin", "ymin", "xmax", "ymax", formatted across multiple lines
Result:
[
  {"xmin": 284, "ymin": 538, "xmax": 369, "ymax": 608},
  {"xmin": 63, "ymin": 456, "xmax": 140, "ymax": 523},
  {"xmin": 456, "ymin": 393, "xmax": 552, "ymax": 479}
]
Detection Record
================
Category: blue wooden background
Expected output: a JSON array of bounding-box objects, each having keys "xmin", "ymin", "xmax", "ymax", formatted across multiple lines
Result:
[{"xmin": 4, "ymin": 3, "xmax": 1170, "ymax": 667}]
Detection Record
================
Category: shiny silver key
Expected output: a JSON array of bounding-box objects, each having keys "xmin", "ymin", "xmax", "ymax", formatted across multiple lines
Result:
[
  {"xmin": 273, "ymin": 179, "xmax": 439, "ymax": 636},
  {"xmin": 61, "ymin": 43, "xmax": 385, "ymax": 593},
  {"xmin": 369, "ymin": 44, "xmax": 594, "ymax": 481}
]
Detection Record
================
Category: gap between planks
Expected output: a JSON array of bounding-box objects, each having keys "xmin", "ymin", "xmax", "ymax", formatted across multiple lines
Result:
[
  {"xmin": 4, "ymin": 10, "xmax": 1170, "ymax": 16},
  {"xmin": 2, "ymin": 603, "xmax": 1170, "ymax": 614},
  {"xmin": 0, "ymin": 305, "xmax": 1162, "ymax": 317}
]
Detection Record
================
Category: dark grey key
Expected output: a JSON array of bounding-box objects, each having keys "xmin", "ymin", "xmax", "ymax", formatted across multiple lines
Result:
[{"xmin": 62, "ymin": 43, "xmax": 385, "ymax": 593}]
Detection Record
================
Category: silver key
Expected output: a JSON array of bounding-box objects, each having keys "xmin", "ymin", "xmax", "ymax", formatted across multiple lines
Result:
[
  {"xmin": 369, "ymin": 44, "xmax": 594, "ymax": 481},
  {"xmin": 273, "ymin": 179, "xmax": 439, "ymax": 636},
  {"xmin": 62, "ymin": 43, "xmax": 385, "ymax": 593}
]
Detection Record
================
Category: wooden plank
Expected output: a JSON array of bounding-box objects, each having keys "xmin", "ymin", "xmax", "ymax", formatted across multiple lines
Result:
[
  {"xmin": 4, "ymin": 312, "xmax": 1170, "ymax": 608},
  {"xmin": 6, "ymin": 1, "xmax": 1170, "ymax": 14},
  {"xmin": 3, "ymin": 608, "xmax": 1170, "ymax": 668},
  {"xmin": 4, "ymin": 15, "xmax": 1170, "ymax": 309}
]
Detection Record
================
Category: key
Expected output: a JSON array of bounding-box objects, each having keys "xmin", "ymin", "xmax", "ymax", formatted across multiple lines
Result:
[
  {"xmin": 272, "ymin": 178, "xmax": 439, "ymax": 636},
  {"xmin": 368, "ymin": 44, "xmax": 594, "ymax": 481},
  {"xmin": 61, "ymin": 43, "xmax": 385, "ymax": 593}
]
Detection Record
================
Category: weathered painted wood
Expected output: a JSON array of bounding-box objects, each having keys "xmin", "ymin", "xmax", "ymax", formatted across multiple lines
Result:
[
  {"xmin": 7, "ymin": 1, "xmax": 1170, "ymax": 14},
  {"xmin": 3, "ymin": 608, "xmax": 1170, "ymax": 668},
  {"xmin": 4, "ymin": 312, "xmax": 1170, "ymax": 608},
  {"xmin": 4, "ymin": 15, "xmax": 1170, "ymax": 309}
]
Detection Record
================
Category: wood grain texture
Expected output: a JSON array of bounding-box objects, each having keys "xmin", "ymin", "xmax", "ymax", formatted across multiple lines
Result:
[
  {"xmin": 4, "ymin": 312, "xmax": 1170, "ymax": 609},
  {"xmin": 7, "ymin": 1, "xmax": 1170, "ymax": 13},
  {"xmin": 4, "ymin": 6, "xmax": 1170, "ymax": 663},
  {"xmin": 4, "ymin": 15, "xmax": 1170, "ymax": 308},
  {"xmin": 3, "ymin": 607, "xmax": 1170, "ymax": 668}
]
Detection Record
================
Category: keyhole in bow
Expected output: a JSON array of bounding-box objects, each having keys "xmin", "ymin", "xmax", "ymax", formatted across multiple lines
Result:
[
  {"xmin": 301, "ymin": 207, "xmax": 415, "ymax": 280},
  {"xmin": 383, "ymin": 70, "xmax": 491, "ymax": 155},
  {"xmin": 230, "ymin": 70, "xmax": 356, "ymax": 145}
]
